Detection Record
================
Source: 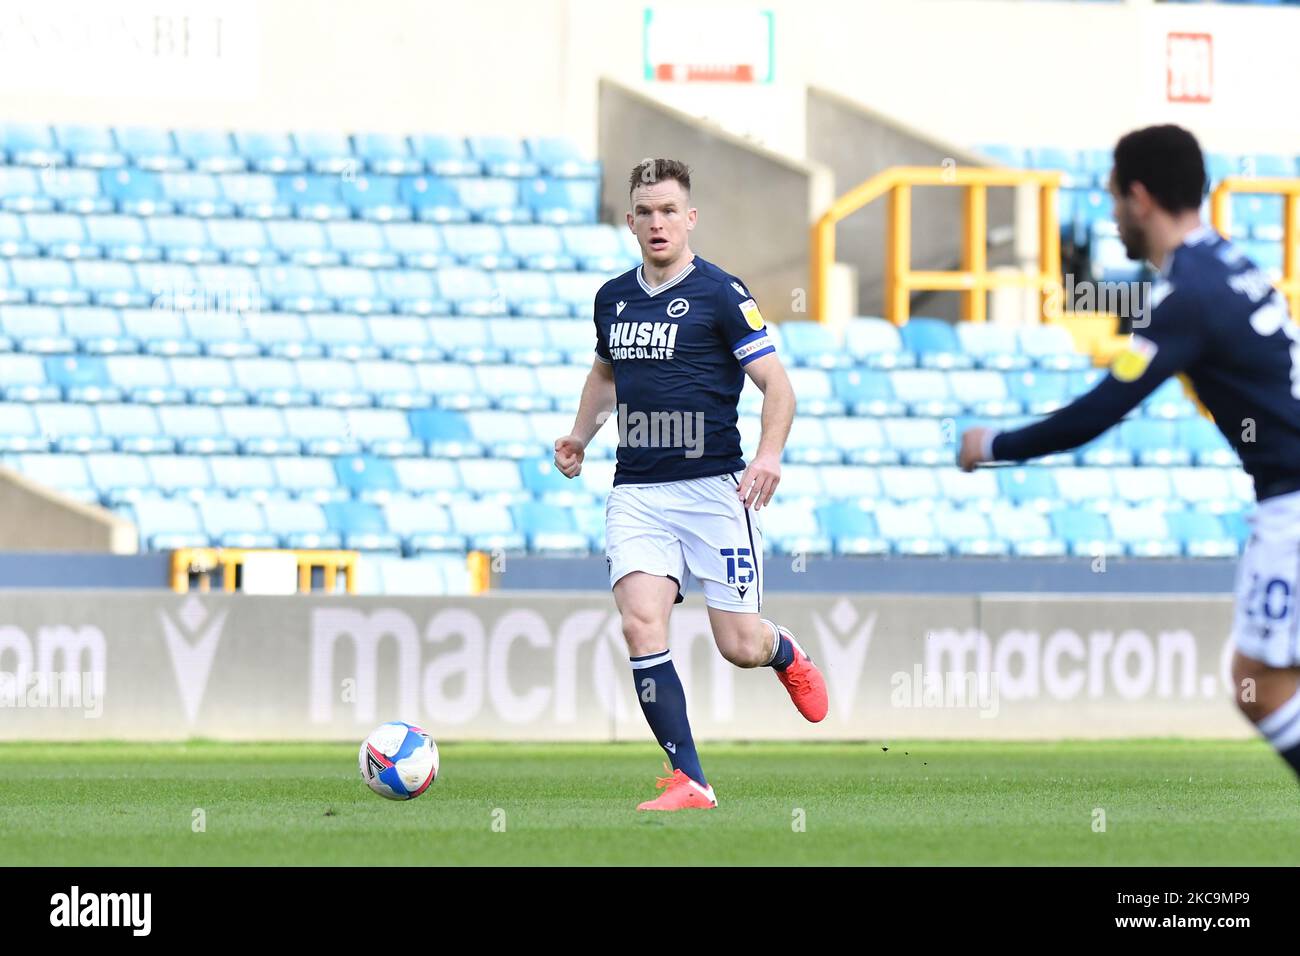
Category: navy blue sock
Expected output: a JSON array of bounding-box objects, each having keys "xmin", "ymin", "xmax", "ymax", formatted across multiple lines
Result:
[
  {"xmin": 630, "ymin": 650, "xmax": 706, "ymax": 786},
  {"xmin": 1282, "ymin": 742, "xmax": 1300, "ymax": 779},
  {"xmin": 1257, "ymin": 688, "xmax": 1300, "ymax": 783},
  {"xmin": 762, "ymin": 619, "xmax": 795, "ymax": 671}
]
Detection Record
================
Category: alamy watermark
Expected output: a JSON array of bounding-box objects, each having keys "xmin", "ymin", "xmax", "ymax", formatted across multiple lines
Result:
[
  {"xmin": 601, "ymin": 403, "xmax": 705, "ymax": 459},
  {"xmin": 0, "ymin": 671, "xmax": 104, "ymax": 718},
  {"xmin": 889, "ymin": 666, "xmax": 1000, "ymax": 718}
]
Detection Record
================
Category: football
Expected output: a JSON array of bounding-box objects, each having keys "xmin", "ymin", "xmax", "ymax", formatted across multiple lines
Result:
[{"xmin": 358, "ymin": 722, "xmax": 440, "ymax": 801}]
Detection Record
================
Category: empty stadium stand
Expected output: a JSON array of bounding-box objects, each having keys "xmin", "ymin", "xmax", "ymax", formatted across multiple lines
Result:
[{"xmin": 0, "ymin": 123, "xmax": 1263, "ymax": 595}]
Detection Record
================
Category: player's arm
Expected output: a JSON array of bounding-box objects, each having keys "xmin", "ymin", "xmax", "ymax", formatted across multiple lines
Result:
[
  {"xmin": 554, "ymin": 308, "xmax": 617, "ymax": 479},
  {"xmin": 959, "ymin": 285, "xmax": 1204, "ymax": 471},
  {"xmin": 741, "ymin": 351, "xmax": 795, "ymax": 510},
  {"xmin": 716, "ymin": 279, "xmax": 791, "ymax": 509}
]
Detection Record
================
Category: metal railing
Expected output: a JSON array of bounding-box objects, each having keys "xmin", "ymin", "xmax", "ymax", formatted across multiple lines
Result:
[
  {"xmin": 1210, "ymin": 176, "xmax": 1300, "ymax": 319},
  {"xmin": 810, "ymin": 166, "xmax": 1064, "ymax": 325},
  {"xmin": 170, "ymin": 548, "xmax": 359, "ymax": 594}
]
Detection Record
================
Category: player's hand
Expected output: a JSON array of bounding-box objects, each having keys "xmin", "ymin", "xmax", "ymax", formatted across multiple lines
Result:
[
  {"xmin": 554, "ymin": 434, "xmax": 586, "ymax": 478},
  {"xmin": 958, "ymin": 427, "xmax": 993, "ymax": 473},
  {"xmin": 737, "ymin": 451, "xmax": 781, "ymax": 511}
]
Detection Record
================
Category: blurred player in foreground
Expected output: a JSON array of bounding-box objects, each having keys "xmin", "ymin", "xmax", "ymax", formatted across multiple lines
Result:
[
  {"xmin": 554, "ymin": 159, "xmax": 828, "ymax": 811},
  {"xmin": 961, "ymin": 124, "xmax": 1300, "ymax": 786}
]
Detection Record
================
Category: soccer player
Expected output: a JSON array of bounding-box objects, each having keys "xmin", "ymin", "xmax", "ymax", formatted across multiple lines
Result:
[
  {"xmin": 960, "ymin": 124, "xmax": 1300, "ymax": 786},
  {"xmin": 553, "ymin": 158, "xmax": 829, "ymax": 811}
]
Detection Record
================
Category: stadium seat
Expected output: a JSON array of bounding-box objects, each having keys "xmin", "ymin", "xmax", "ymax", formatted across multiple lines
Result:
[{"xmin": 899, "ymin": 318, "xmax": 971, "ymax": 369}]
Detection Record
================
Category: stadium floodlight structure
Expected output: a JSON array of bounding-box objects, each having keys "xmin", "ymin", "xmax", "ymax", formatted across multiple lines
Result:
[
  {"xmin": 810, "ymin": 166, "xmax": 1064, "ymax": 327},
  {"xmin": 1211, "ymin": 175, "xmax": 1300, "ymax": 322}
]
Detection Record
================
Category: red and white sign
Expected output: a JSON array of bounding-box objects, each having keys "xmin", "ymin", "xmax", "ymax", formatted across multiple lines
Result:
[{"xmin": 1167, "ymin": 32, "xmax": 1213, "ymax": 104}]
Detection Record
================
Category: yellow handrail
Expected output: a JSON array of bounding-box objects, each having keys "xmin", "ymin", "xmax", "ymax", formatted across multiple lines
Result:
[
  {"xmin": 1210, "ymin": 176, "xmax": 1300, "ymax": 320},
  {"xmin": 171, "ymin": 548, "xmax": 359, "ymax": 594},
  {"xmin": 810, "ymin": 166, "xmax": 1064, "ymax": 326}
]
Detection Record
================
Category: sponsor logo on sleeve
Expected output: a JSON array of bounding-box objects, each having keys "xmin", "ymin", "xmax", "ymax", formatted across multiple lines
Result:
[
  {"xmin": 1111, "ymin": 333, "xmax": 1159, "ymax": 383},
  {"xmin": 739, "ymin": 299, "xmax": 764, "ymax": 331}
]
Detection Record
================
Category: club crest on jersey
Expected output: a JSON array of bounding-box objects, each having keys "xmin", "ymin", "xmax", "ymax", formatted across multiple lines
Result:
[
  {"xmin": 739, "ymin": 299, "xmax": 764, "ymax": 331},
  {"xmin": 608, "ymin": 320, "xmax": 680, "ymax": 360},
  {"xmin": 1111, "ymin": 333, "xmax": 1158, "ymax": 383},
  {"xmin": 666, "ymin": 297, "xmax": 689, "ymax": 318}
]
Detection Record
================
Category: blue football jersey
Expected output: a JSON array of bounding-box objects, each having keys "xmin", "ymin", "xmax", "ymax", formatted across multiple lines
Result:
[
  {"xmin": 593, "ymin": 256, "xmax": 776, "ymax": 485},
  {"xmin": 993, "ymin": 226, "xmax": 1300, "ymax": 500}
]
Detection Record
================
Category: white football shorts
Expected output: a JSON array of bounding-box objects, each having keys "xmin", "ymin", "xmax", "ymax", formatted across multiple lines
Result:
[
  {"xmin": 1232, "ymin": 488, "xmax": 1300, "ymax": 667},
  {"xmin": 605, "ymin": 472, "xmax": 763, "ymax": 613}
]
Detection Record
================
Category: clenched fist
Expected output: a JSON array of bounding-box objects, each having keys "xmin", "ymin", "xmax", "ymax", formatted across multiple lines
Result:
[{"xmin": 554, "ymin": 434, "xmax": 586, "ymax": 478}]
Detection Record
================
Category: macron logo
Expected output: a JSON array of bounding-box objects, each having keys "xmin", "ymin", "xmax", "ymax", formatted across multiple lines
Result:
[
  {"xmin": 664, "ymin": 741, "xmax": 677, "ymax": 754},
  {"xmin": 50, "ymin": 886, "xmax": 152, "ymax": 936},
  {"xmin": 616, "ymin": 301, "xmax": 627, "ymax": 316}
]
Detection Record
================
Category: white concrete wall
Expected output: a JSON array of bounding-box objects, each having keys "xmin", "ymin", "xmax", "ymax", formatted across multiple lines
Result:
[{"xmin": 0, "ymin": 0, "xmax": 1294, "ymax": 165}]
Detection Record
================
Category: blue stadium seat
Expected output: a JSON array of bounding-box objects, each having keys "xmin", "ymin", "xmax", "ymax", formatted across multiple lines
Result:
[
  {"xmin": 899, "ymin": 318, "xmax": 971, "ymax": 369},
  {"xmin": 323, "ymin": 500, "xmax": 401, "ymax": 551},
  {"xmin": 132, "ymin": 497, "xmax": 206, "ymax": 548},
  {"xmin": 1119, "ymin": 419, "xmax": 1188, "ymax": 466},
  {"xmin": 1051, "ymin": 508, "xmax": 1117, "ymax": 557},
  {"xmin": 53, "ymin": 124, "xmax": 126, "ymax": 168},
  {"xmin": 401, "ymin": 176, "xmax": 470, "ymax": 224},
  {"xmin": 291, "ymin": 131, "xmax": 354, "ymax": 175},
  {"xmin": 147, "ymin": 455, "xmax": 214, "ymax": 495},
  {"xmin": 871, "ymin": 504, "xmax": 944, "ymax": 556},
  {"xmin": 561, "ymin": 224, "xmax": 629, "ymax": 272},
  {"xmin": 1165, "ymin": 512, "xmax": 1237, "ymax": 559},
  {"xmin": 274, "ymin": 500, "xmax": 339, "ymax": 549},
  {"xmin": 209, "ymin": 455, "xmax": 276, "ymax": 493},
  {"xmin": 2, "ymin": 122, "xmax": 63, "ymax": 167},
  {"xmin": 1018, "ymin": 324, "xmax": 1088, "ymax": 370},
  {"xmin": 955, "ymin": 322, "xmax": 1028, "ymax": 370},
  {"xmin": 266, "ymin": 456, "xmax": 337, "ymax": 497},
  {"xmin": 501, "ymin": 224, "xmax": 574, "ymax": 272},
  {"xmin": 1108, "ymin": 506, "xmax": 1178, "ymax": 558},
  {"xmin": 455, "ymin": 178, "xmax": 526, "ymax": 224},
  {"xmin": 987, "ymin": 503, "xmax": 1063, "ymax": 557},
  {"xmin": 814, "ymin": 502, "xmax": 886, "ymax": 555},
  {"xmin": 762, "ymin": 502, "xmax": 831, "ymax": 556},
  {"xmin": 410, "ymin": 135, "xmax": 481, "ymax": 177},
  {"xmin": 0, "ymin": 167, "xmax": 52, "ymax": 213},
  {"xmin": 199, "ymin": 498, "xmax": 274, "ymax": 547},
  {"xmin": 172, "ymin": 130, "xmax": 245, "ymax": 174},
  {"xmin": 231, "ymin": 131, "xmax": 304, "ymax": 175},
  {"xmin": 997, "ymin": 467, "xmax": 1055, "ymax": 507},
  {"xmin": 830, "ymin": 369, "xmax": 903, "ymax": 416},
  {"xmin": 526, "ymin": 137, "xmax": 600, "ymax": 179},
  {"xmin": 889, "ymin": 369, "xmax": 959, "ymax": 417},
  {"xmin": 354, "ymin": 133, "xmax": 422, "ymax": 176},
  {"xmin": 779, "ymin": 321, "xmax": 844, "ymax": 369},
  {"xmin": 218, "ymin": 172, "xmax": 288, "ymax": 218},
  {"xmin": 469, "ymin": 136, "xmax": 540, "ymax": 179},
  {"xmin": 931, "ymin": 504, "xmax": 1005, "ymax": 556},
  {"xmin": 1168, "ymin": 467, "xmax": 1236, "ymax": 514},
  {"xmin": 524, "ymin": 178, "xmax": 597, "ymax": 225}
]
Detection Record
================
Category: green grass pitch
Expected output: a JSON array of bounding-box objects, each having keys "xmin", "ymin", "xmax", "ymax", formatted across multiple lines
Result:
[{"xmin": 0, "ymin": 740, "xmax": 1296, "ymax": 866}]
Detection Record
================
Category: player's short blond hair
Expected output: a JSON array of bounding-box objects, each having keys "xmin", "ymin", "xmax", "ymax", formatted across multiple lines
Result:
[{"xmin": 628, "ymin": 158, "xmax": 691, "ymax": 199}]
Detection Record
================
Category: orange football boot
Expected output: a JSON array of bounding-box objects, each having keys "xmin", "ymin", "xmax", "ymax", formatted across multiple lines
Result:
[
  {"xmin": 636, "ymin": 766, "xmax": 718, "ymax": 811},
  {"xmin": 774, "ymin": 628, "xmax": 829, "ymax": 722}
]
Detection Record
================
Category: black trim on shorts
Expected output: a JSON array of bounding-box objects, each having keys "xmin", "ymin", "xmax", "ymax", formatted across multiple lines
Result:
[
  {"xmin": 729, "ymin": 472, "xmax": 761, "ymax": 613},
  {"xmin": 667, "ymin": 574, "xmax": 685, "ymax": 605}
]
